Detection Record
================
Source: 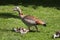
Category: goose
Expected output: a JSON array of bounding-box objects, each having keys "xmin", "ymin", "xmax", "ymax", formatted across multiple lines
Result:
[{"xmin": 13, "ymin": 6, "xmax": 46, "ymax": 32}]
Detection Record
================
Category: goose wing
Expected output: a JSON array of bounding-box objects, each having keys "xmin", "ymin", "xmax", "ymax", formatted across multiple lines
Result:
[{"xmin": 23, "ymin": 15, "xmax": 43, "ymax": 24}]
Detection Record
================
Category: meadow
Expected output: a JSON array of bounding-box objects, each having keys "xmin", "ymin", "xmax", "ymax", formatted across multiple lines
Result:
[{"xmin": 0, "ymin": 0, "xmax": 60, "ymax": 40}]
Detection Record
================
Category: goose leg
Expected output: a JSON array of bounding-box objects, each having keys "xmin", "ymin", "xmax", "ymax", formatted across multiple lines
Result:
[
  {"xmin": 35, "ymin": 25, "xmax": 38, "ymax": 32},
  {"xmin": 28, "ymin": 27, "xmax": 31, "ymax": 31}
]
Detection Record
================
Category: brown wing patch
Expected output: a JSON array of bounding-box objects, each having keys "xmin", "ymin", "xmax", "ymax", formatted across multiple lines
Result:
[
  {"xmin": 24, "ymin": 15, "xmax": 38, "ymax": 20},
  {"xmin": 24, "ymin": 15, "xmax": 44, "ymax": 25}
]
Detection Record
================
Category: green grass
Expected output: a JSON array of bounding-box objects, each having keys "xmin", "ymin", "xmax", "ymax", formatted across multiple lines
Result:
[{"xmin": 0, "ymin": 5, "xmax": 60, "ymax": 40}]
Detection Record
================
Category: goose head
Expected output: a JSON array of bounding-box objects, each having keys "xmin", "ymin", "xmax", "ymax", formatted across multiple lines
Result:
[{"xmin": 13, "ymin": 6, "xmax": 21, "ymax": 11}]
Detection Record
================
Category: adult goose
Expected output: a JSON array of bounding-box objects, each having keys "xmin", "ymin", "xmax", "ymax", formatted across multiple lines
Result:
[{"xmin": 13, "ymin": 6, "xmax": 46, "ymax": 31}]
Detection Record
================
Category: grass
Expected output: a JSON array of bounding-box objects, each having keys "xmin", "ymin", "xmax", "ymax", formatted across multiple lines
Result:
[{"xmin": 0, "ymin": 5, "xmax": 60, "ymax": 40}]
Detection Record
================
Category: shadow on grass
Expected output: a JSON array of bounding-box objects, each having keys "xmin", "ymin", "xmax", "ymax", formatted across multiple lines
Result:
[
  {"xmin": 0, "ymin": 27, "xmax": 40, "ymax": 33},
  {"xmin": 0, "ymin": 13, "xmax": 20, "ymax": 19},
  {"xmin": 0, "ymin": 0, "xmax": 60, "ymax": 10},
  {"xmin": 29, "ymin": 30, "xmax": 40, "ymax": 33},
  {"xmin": 0, "ymin": 28, "xmax": 14, "ymax": 32}
]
